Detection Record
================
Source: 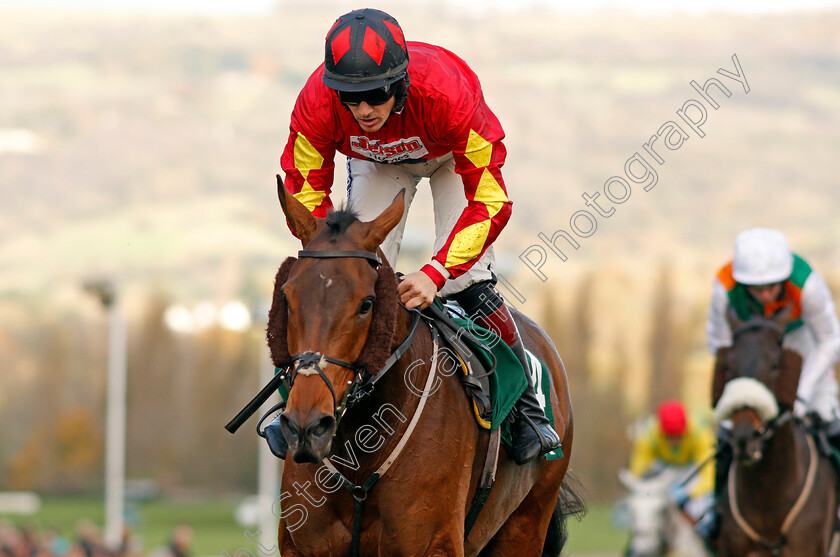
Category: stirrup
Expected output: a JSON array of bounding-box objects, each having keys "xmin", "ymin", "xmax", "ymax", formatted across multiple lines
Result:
[{"xmin": 510, "ymin": 407, "xmax": 561, "ymax": 465}]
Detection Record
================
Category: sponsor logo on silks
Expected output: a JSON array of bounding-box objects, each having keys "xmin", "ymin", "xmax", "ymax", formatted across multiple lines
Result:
[{"xmin": 350, "ymin": 136, "xmax": 429, "ymax": 163}]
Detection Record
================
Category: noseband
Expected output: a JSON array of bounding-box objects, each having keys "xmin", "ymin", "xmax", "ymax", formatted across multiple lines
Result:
[{"xmin": 284, "ymin": 249, "xmax": 420, "ymax": 423}]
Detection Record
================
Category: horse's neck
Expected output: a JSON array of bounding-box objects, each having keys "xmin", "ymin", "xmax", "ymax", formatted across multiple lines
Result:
[
  {"xmin": 331, "ymin": 308, "xmax": 435, "ymax": 477},
  {"xmin": 378, "ymin": 307, "xmax": 432, "ymax": 399}
]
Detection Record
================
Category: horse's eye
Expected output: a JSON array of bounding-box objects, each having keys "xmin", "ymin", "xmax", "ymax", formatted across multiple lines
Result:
[{"xmin": 358, "ymin": 297, "xmax": 374, "ymax": 315}]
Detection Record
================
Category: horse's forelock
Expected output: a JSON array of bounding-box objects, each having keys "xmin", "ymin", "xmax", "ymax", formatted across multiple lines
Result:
[
  {"xmin": 720, "ymin": 324, "xmax": 788, "ymax": 411},
  {"xmin": 727, "ymin": 326, "xmax": 782, "ymax": 378},
  {"xmin": 325, "ymin": 207, "xmax": 360, "ymax": 236}
]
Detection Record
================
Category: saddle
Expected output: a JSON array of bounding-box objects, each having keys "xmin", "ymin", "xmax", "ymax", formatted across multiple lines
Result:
[
  {"xmin": 422, "ymin": 300, "xmax": 496, "ymax": 427},
  {"xmin": 422, "ymin": 299, "xmax": 563, "ymax": 539},
  {"xmin": 423, "ymin": 299, "xmax": 545, "ymax": 432}
]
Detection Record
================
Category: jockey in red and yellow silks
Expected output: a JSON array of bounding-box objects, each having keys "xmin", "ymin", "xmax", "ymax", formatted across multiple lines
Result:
[
  {"xmin": 266, "ymin": 8, "xmax": 561, "ymax": 466},
  {"xmin": 280, "ymin": 41, "xmax": 510, "ymax": 291}
]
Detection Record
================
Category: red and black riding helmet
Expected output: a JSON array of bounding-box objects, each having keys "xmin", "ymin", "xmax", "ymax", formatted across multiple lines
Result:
[{"xmin": 323, "ymin": 8, "xmax": 409, "ymax": 92}]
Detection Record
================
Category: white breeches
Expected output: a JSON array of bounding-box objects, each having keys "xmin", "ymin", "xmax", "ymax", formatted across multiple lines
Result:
[
  {"xmin": 346, "ymin": 153, "xmax": 495, "ymax": 297},
  {"xmin": 785, "ymin": 325, "xmax": 840, "ymax": 420}
]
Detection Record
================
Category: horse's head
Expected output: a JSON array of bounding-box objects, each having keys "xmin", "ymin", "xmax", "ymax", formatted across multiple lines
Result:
[
  {"xmin": 618, "ymin": 468, "xmax": 674, "ymax": 557},
  {"xmin": 712, "ymin": 305, "xmax": 802, "ymax": 464},
  {"xmin": 267, "ymin": 176, "xmax": 405, "ymax": 463}
]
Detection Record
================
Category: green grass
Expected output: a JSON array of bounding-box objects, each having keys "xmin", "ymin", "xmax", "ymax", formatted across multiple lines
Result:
[
  {"xmin": 565, "ymin": 502, "xmax": 628, "ymax": 554},
  {"xmin": 0, "ymin": 497, "xmax": 628, "ymax": 555}
]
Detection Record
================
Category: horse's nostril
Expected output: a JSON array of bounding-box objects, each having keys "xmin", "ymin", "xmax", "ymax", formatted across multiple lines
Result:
[
  {"xmin": 311, "ymin": 414, "xmax": 336, "ymax": 439},
  {"xmin": 279, "ymin": 414, "xmax": 301, "ymax": 443}
]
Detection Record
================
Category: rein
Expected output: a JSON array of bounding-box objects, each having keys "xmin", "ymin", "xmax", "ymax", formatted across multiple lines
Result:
[
  {"xmin": 728, "ymin": 416, "xmax": 818, "ymax": 555},
  {"xmin": 322, "ymin": 329, "xmax": 440, "ymax": 557}
]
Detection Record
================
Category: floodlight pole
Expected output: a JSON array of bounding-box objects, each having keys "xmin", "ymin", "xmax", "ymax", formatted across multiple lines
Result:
[
  {"xmin": 256, "ymin": 303, "xmax": 280, "ymax": 553},
  {"xmin": 84, "ymin": 280, "xmax": 126, "ymax": 550}
]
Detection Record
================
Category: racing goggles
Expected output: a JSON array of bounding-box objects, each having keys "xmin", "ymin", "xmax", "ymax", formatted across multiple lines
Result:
[{"xmin": 337, "ymin": 85, "xmax": 395, "ymax": 107}]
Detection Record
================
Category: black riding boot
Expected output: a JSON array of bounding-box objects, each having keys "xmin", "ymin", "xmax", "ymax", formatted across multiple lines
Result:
[
  {"xmin": 450, "ymin": 279, "xmax": 561, "ymax": 465},
  {"xmin": 507, "ymin": 338, "xmax": 562, "ymax": 464}
]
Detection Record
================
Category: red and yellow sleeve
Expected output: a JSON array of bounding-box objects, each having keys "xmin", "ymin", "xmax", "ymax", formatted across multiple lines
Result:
[
  {"xmin": 425, "ymin": 101, "xmax": 512, "ymax": 289},
  {"xmin": 280, "ymin": 129, "xmax": 336, "ymax": 220},
  {"xmin": 279, "ymin": 74, "xmax": 338, "ymax": 222}
]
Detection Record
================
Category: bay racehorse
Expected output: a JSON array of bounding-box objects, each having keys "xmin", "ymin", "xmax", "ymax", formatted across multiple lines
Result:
[
  {"xmin": 711, "ymin": 306, "xmax": 837, "ymax": 556},
  {"xmin": 266, "ymin": 177, "xmax": 583, "ymax": 556}
]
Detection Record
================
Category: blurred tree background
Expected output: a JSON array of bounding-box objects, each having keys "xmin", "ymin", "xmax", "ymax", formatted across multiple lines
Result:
[
  {"xmin": 5, "ymin": 258, "xmax": 825, "ymax": 503},
  {"xmin": 1, "ymin": 296, "xmax": 262, "ymax": 494},
  {"xmin": 1, "ymin": 0, "xmax": 839, "ymax": 516}
]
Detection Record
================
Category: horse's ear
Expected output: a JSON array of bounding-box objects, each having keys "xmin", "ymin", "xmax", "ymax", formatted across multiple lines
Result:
[
  {"xmin": 361, "ymin": 189, "xmax": 405, "ymax": 252},
  {"xmin": 712, "ymin": 347, "xmax": 730, "ymax": 407},
  {"xmin": 277, "ymin": 174, "xmax": 318, "ymax": 246}
]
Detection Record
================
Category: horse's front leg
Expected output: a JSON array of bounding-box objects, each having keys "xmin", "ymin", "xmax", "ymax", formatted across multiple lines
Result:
[
  {"xmin": 420, "ymin": 532, "xmax": 464, "ymax": 557},
  {"xmin": 379, "ymin": 528, "xmax": 464, "ymax": 557},
  {"xmin": 278, "ymin": 521, "xmax": 305, "ymax": 557}
]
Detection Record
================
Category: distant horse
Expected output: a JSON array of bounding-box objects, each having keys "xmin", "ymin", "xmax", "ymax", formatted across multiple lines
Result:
[
  {"xmin": 711, "ymin": 306, "xmax": 836, "ymax": 556},
  {"xmin": 266, "ymin": 178, "xmax": 583, "ymax": 556},
  {"xmin": 617, "ymin": 468, "xmax": 708, "ymax": 557}
]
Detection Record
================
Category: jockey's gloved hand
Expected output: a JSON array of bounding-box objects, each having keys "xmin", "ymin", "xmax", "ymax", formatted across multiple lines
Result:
[
  {"xmin": 804, "ymin": 409, "xmax": 824, "ymax": 427},
  {"xmin": 669, "ymin": 484, "xmax": 690, "ymax": 509},
  {"xmin": 694, "ymin": 509, "xmax": 720, "ymax": 544}
]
